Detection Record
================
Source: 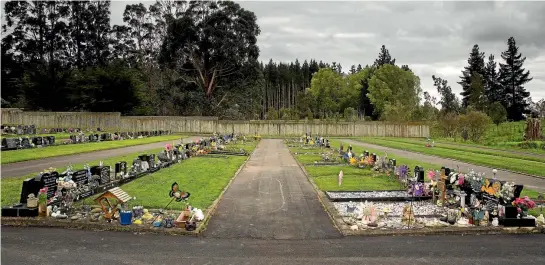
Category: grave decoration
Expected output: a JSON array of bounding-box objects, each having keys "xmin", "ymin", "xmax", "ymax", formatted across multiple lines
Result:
[
  {"xmin": 94, "ymin": 187, "xmax": 132, "ymax": 220},
  {"xmin": 3, "ymin": 134, "xmax": 246, "ymax": 227},
  {"xmin": 327, "ymin": 163, "xmax": 540, "ymax": 230}
]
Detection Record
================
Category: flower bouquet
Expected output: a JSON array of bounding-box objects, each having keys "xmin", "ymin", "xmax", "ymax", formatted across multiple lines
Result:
[{"xmin": 512, "ymin": 196, "xmax": 536, "ymax": 217}]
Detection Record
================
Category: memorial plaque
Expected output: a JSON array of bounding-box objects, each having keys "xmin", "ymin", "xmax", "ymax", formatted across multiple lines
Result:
[
  {"xmin": 36, "ymin": 172, "xmax": 59, "ymax": 200},
  {"xmin": 99, "ymin": 166, "xmax": 110, "ymax": 184},
  {"xmin": 72, "ymin": 169, "xmax": 88, "ymax": 186},
  {"xmin": 47, "ymin": 136, "xmax": 55, "ymax": 145}
]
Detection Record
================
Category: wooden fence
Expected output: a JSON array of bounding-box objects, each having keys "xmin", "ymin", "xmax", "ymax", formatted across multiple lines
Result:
[{"xmin": 0, "ymin": 109, "xmax": 429, "ymax": 137}]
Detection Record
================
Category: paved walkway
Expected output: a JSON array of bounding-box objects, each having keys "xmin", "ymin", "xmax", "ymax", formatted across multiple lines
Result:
[
  {"xmin": 3, "ymin": 227, "xmax": 545, "ymax": 265},
  {"xmin": 342, "ymin": 139, "xmax": 545, "ymax": 194},
  {"xmin": 1, "ymin": 137, "xmax": 199, "ymax": 178},
  {"xmin": 205, "ymin": 139, "xmax": 341, "ymax": 239}
]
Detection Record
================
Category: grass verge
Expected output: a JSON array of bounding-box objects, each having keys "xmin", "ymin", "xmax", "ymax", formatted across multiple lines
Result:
[
  {"xmin": 354, "ymin": 137, "xmax": 545, "ymax": 177},
  {"xmin": 1, "ymin": 135, "xmax": 184, "ymax": 165}
]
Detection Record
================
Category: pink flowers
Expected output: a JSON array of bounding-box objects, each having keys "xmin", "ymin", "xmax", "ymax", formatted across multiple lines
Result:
[
  {"xmin": 427, "ymin": 171, "xmax": 436, "ymax": 181},
  {"xmin": 513, "ymin": 196, "xmax": 537, "ymax": 212}
]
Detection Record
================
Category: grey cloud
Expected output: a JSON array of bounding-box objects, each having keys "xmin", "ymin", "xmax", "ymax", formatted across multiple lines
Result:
[{"xmin": 102, "ymin": 1, "xmax": 545, "ymax": 101}]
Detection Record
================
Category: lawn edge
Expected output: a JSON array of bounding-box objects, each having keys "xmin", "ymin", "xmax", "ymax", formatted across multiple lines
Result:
[
  {"xmin": 346, "ymin": 139, "xmax": 545, "ymax": 180},
  {"xmin": 194, "ymin": 143, "xmax": 256, "ymax": 236},
  {"xmin": 1, "ymin": 135, "xmax": 185, "ymax": 165},
  {"xmin": 288, "ymin": 145, "xmax": 346, "ymax": 236}
]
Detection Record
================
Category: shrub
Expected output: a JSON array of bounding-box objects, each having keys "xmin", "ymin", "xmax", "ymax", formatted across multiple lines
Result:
[
  {"xmin": 266, "ymin": 108, "xmax": 279, "ymax": 120},
  {"xmin": 457, "ymin": 111, "xmax": 491, "ymax": 142},
  {"xmin": 437, "ymin": 112, "xmax": 459, "ymax": 138},
  {"xmin": 344, "ymin": 107, "xmax": 357, "ymax": 122}
]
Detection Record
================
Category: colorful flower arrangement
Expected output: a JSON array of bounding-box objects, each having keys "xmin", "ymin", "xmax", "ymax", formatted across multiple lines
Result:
[{"xmin": 512, "ymin": 196, "xmax": 536, "ymax": 215}]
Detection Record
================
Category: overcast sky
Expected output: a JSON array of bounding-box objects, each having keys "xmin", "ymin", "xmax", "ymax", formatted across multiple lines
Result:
[{"xmin": 4, "ymin": 1, "xmax": 544, "ymax": 102}]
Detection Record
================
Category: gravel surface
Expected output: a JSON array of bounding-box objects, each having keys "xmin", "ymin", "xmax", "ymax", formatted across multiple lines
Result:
[
  {"xmin": 334, "ymin": 201, "xmax": 446, "ymax": 217},
  {"xmin": 327, "ymin": 191, "xmax": 409, "ymax": 199}
]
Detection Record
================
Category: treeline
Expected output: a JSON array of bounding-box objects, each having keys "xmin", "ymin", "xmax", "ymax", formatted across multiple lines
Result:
[{"xmin": 1, "ymin": 0, "xmax": 539, "ymax": 122}]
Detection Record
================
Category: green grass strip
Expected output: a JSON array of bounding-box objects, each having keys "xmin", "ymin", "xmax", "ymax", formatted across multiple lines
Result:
[
  {"xmin": 1, "ymin": 135, "xmax": 184, "ymax": 165},
  {"xmin": 375, "ymin": 137, "xmax": 545, "ymax": 163},
  {"xmin": 355, "ymin": 138, "xmax": 545, "ymax": 177}
]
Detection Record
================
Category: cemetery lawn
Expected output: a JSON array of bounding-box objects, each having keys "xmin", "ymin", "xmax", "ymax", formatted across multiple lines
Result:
[
  {"xmin": 354, "ymin": 137, "xmax": 545, "ymax": 177},
  {"xmin": 375, "ymin": 137, "xmax": 545, "ymax": 162},
  {"xmin": 0, "ymin": 147, "xmax": 164, "ymax": 207},
  {"xmin": 100, "ymin": 155, "xmax": 249, "ymax": 210},
  {"xmin": 1, "ymin": 135, "xmax": 183, "ymax": 165}
]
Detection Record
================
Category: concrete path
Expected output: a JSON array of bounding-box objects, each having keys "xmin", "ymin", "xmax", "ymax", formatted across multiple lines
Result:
[
  {"xmin": 205, "ymin": 139, "xmax": 341, "ymax": 239},
  {"xmin": 342, "ymin": 139, "xmax": 545, "ymax": 194},
  {"xmin": 1, "ymin": 137, "xmax": 199, "ymax": 178},
  {"xmin": 3, "ymin": 227, "xmax": 545, "ymax": 265}
]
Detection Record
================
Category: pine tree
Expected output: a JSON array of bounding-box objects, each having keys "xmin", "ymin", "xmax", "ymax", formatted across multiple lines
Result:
[
  {"xmin": 484, "ymin": 54, "xmax": 504, "ymax": 105},
  {"xmin": 458, "ymin": 44, "xmax": 486, "ymax": 108},
  {"xmin": 356, "ymin": 64, "xmax": 363, "ymax": 72},
  {"xmin": 498, "ymin": 37, "xmax": 533, "ymax": 121},
  {"xmin": 432, "ymin": 75, "xmax": 459, "ymax": 114},
  {"xmin": 373, "ymin": 45, "xmax": 396, "ymax": 67},
  {"xmin": 349, "ymin": 65, "xmax": 357, "ymax": 74},
  {"xmin": 401, "ymin": 64, "xmax": 411, "ymax": 72}
]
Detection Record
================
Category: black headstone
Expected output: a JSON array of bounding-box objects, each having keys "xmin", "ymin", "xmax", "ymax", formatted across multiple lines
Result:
[
  {"xmin": 19, "ymin": 178, "xmax": 41, "ymax": 204},
  {"xmin": 513, "ymin": 185, "xmax": 524, "ymax": 199},
  {"xmin": 21, "ymin": 138, "xmax": 31, "ymax": 148},
  {"xmin": 72, "ymin": 169, "xmax": 88, "ymax": 187},
  {"xmin": 5, "ymin": 138, "xmax": 19, "ymax": 149},
  {"xmin": 32, "ymin": 136, "xmax": 43, "ymax": 146},
  {"xmin": 99, "ymin": 166, "xmax": 110, "ymax": 184},
  {"xmin": 371, "ymin": 153, "xmax": 377, "ymax": 162},
  {"xmin": 390, "ymin": 159, "xmax": 396, "ymax": 167},
  {"xmin": 35, "ymin": 172, "xmax": 59, "ymax": 200}
]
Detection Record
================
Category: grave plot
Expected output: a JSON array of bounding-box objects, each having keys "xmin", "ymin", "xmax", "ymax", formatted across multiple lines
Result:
[
  {"xmin": 1, "ymin": 134, "xmax": 257, "ymax": 233},
  {"xmin": 289, "ymin": 138, "xmax": 545, "ymax": 232}
]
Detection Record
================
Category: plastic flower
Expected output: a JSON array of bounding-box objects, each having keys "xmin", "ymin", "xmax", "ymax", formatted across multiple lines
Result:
[{"xmin": 427, "ymin": 170, "xmax": 435, "ymax": 181}]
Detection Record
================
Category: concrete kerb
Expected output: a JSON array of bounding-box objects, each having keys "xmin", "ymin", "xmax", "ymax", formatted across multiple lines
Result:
[
  {"xmin": 1, "ymin": 141, "xmax": 257, "ymax": 236},
  {"xmin": 287, "ymin": 142, "xmax": 545, "ymax": 237},
  {"xmin": 343, "ymin": 139, "xmax": 545, "ymax": 181}
]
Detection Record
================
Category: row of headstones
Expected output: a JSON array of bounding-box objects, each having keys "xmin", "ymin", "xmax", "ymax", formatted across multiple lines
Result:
[
  {"xmin": 1, "ymin": 130, "xmax": 172, "ymax": 150},
  {"xmin": 1, "ymin": 136, "xmax": 56, "ymax": 150},
  {"xmin": 17, "ymin": 135, "xmax": 239, "ymax": 204},
  {"xmin": 1, "ymin": 125, "xmax": 37, "ymax": 135},
  {"xmin": 18, "ymin": 145, "xmax": 189, "ymax": 206},
  {"xmin": 413, "ymin": 166, "xmax": 524, "ymax": 208},
  {"xmin": 70, "ymin": 130, "xmax": 172, "ymax": 144}
]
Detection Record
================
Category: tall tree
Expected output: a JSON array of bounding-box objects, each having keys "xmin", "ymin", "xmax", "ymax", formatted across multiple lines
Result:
[
  {"xmin": 373, "ymin": 45, "xmax": 396, "ymax": 67},
  {"xmin": 468, "ymin": 73, "xmax": 486, "ymax": 112},
  {"xmin": 367, "ymin": 64, "xmax": 421, "ymax": 121},
  {"xmin": 483, "ymin": 54, "xmax": 504, "ymax": 105},
  {"xmin": 498, "ymin": 37, "xmax": 533, "ymax": 121},
  {"xmin": 160, "ymin": 1, "xmax": 260, "ymax": 100},
  {"xmin": 432, "ymin": 75, "xmax": 459, "ymax": 114},
  {"xmin": 458, "ymin": 44, "xmax": 486, "ymax": 108}
]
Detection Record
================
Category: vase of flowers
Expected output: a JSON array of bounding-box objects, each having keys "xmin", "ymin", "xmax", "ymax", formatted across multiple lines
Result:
[
  {"xmin": 38, "ymin": 188, "xmax": 48, "ymax": 217},
  {"xmin": 512, "ymin": 196, "xmax": 536, "ymax": 218}
]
